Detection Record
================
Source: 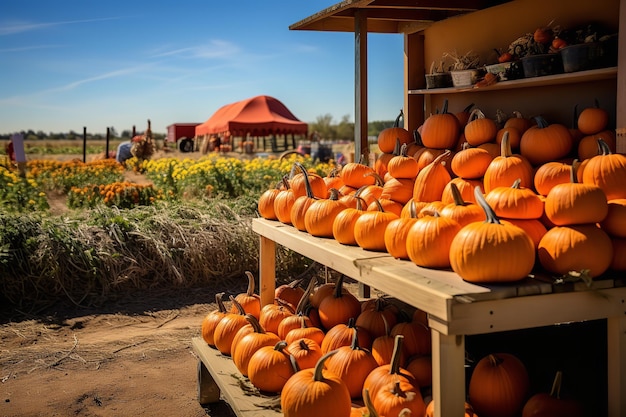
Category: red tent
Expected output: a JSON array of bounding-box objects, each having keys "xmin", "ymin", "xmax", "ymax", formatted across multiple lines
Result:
[{"xmin": 195, "ymin": 95, "xmax": 308, "ymax": 137}]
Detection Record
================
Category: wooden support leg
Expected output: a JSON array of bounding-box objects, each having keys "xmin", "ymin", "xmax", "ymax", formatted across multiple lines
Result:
[
  {"xmin": 197, "ymin": 360, "xmax": 221, "ymax": 404},
  {"xmin": 430, "ymin": 330, "xmax": 466, "ymax": 417},
  {"xmin": 259, "ymin": 235, "xmax": 276, "ymax": 307},
  {"xmin": 607, "ymin": 315, "xmax": 626, "ymax": 417}
]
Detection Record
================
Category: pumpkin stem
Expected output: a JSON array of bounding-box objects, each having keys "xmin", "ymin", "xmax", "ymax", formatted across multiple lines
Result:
[
  {"xmin": 229, "ymin": 295, "xmax": 246, "ymax": 315},
  {"xmin": 511, "ymin": 178, "xmax": 522, "ymax": 189},
  {"xmin": 393, "ymin": 138, "xmax": 402, "ymax": 156},
  {"xmin": 333, "ymin": 274, "xmax": 346, "ymax": 298},
  {"xmin": 371, "ymin": 198, "xmax": 386, "ymax": 213},
  {"xmin": 533, "ymin": 115, "xmax": 549, "ymax": 129},
  {"xmin": 350, "ymin": 327, "xmax": 362, "ymax": 350},
  {"xmin": 487, "ymin": 353, "xmax": 504, "ymax": 367},
  {"xmin": 389, "ymin": 335, "xmax": 405, "ymax": 375},
  {"xmin": 441, "ymin": 98, "xmax": 449, "ymax": 114},
  {"xmin": 450, "ymin": 182, "xmax": 468, "ymax": 207},
  {"xmin": 549, "ymin": 370, "xmax": 564, "ymax": 399},
  {"xmin": 295, "ymin": 162, "xmax": 316, "ymax": 199},
  {"xmin": 409, "ymin": 199, "xmax": 418, "ymax": 218},
  {"xmin": 394, "ymin": 109, "xmax": 404, "ymax": 128},
  {"xmin": 474, "ymin": 186, "xmax": 501, "ymax": 225},
  {"xmin": 244, "ymin": 271, "xmax": 256, "ymax": 296},
  {"xmin": 313, "ymin": 350, "xmax": 339, "ymax": 382},
  {"xmin": 499, "ymin": 131, "xmax": 513, "ymax": 158},
  {"xmin": 245, "ymin": 313, "xmax": 265, "ymax": 333},
  {"xmin": 363, "ymin": 388, "xmax": 380, "ymax": 417},
  {"xmin": 294, "ymin": 276, "xmax": 317, "ymax": 315},
  {"xmin": 288, "ymin": 352, "xmax": 301, "ymax": 373},
  {"xmin": 215, "ymin": 292, "xmax": 227, "ymax": 313},
  {"xmin": 570, "ymin": 160, "xmax": 580, "ymax": 184},
  {"xmin": 597, "ymin": 138, "xmax": 612, "ymax": 156}
]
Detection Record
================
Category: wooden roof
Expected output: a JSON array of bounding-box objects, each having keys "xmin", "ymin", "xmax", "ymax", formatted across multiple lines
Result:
[{"xmin": 290, "ymin": 0, "xmax": 513, "ymax": 33}]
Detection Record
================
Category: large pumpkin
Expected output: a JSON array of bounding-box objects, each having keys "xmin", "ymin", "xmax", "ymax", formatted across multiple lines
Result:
[
  {"xmin": 468, "ymin": 353, "xmax": 530, "ymax": 417},
  {"xmin": 581, "ymin": 139, "xmax": 626, "ymax": 200},
  {"xmin": 281, "ymin": 351, "xmax": 352, "ymax": 417},
  {"xmin": 420, "ymin": 99, "xmax": 461, "ymax": 149},
  {"xmin": 519, "ymin": 116, "xmax": 573, "ymax": 166},
  {"xmin": 538, "ymin": 223, "xmax": 613, "ymax": 278},
  {"xmin": 521, "ymin": 370, "xmax": 584, "ymax": 417},
  {"xmin": 449, "ymin": 187, "xmax": 535, "ymax": 283},
  {"xmin": 406, "ymin": 210, "xmax": 462, "ymax": 269},
  {"xmin": 464, "ymin": 108, "xmax": 498, "ymax": 146}
]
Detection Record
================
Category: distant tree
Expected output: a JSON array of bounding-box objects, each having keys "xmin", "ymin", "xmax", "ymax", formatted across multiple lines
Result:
[
  {"xmin": 109, "ymin": 127, "xmax": 118, "ymax": 138},
  {"xmin": 335, "ymin": 114, "xmax": 354, "ymax": 141},
  {"xmin": 121, "ymin": 130, "xmax": 132, "ymax": 139}
]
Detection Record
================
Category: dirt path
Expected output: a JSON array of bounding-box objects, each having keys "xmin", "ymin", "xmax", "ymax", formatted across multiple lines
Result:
[{"xmin": 0, "ymin": 287, "xmax": 237, "ymax": 417}]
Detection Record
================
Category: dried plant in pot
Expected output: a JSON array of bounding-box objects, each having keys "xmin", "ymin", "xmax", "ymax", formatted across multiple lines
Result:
[
  {"xmin": 445, "ymin": 50, "xmax": 484, "ymax": 87},
  {"xmin": 425, "ymin": 58, "xmax": 453, "ymax": 89}
]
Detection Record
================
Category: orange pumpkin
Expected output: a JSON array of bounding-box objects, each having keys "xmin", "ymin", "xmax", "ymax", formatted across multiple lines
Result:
[
  {"xmin": 420, "ymin": 99, "xmax": 461, "ymax": 150},
  {"xmin": 257, "ymin": 181, "xmax": 282, "ymax": 220},
  {"xmin": 325, "ymin": 328, "xmax": 379, "ymax": 399},
  {"xmin": 451, "ymin": 142, "xmax": 494, "ymax": 179},
  {"xmin": 249, "ymin": 341, "xmax": 296, "ymax": 393},
  {"xmin": 468, "ymin": 353, "xmax": 530, "ymax": 417},
  {"xmin": 201, "ymin": 292, "xmax": 227, "ymax": 346},
  {"xmin": 281, "ymin": 350, "xmax": 351, "ymax": 416},
  {"xmin": 377, "ymin": 109, "xmax": 413, "ymax": 153},
  {"xmin": 483, "ymin": 131, "xmax": 534, "ymax": 193},
  {"xmin": 581, "ymin": 139, "xmax": 626, "ymax": 200},
  {"xmin": 317, "ymin": 274, "xmax": 362, "ymax": 330},
  {"xmin": 413, "ymin": 150, "xmax": 452, "ymax": 202},
  {"xmin": 521, "ymin": 370, "xmax": 584, "ymax": 417},
  {"xmin": 577, "ymin": 130, "xmax": 616, "ymax": 160},
  {"xmin": 440, "ymin": 182, "xmax": 485, "ymax": 227},
  {"xmin": 342, "ymin": 156, "xmax": 377, "ymax": 188},
  {"xmin": 538, "ymin": 224, "xmax": 613, "ymax": 278},
  {"xmin": 544, "ymin": 164, "xmax": 608, "ymax": 226},
  {"xmin": 387, "ymin": 143, "xmax": 419, "ymax": 179},
  {"xmin": 230, "ymin": 271, "xmax": 261, "ymax": 319},
  {"xmin": 304, "ymin": 188, "xmax": 347, "ymax": 237},
  {"xmin": 464, "ymin": 108, "xmax": 498, "ymax": 146},
  {"xmin": 355, "ymin": 199, "xmax": 399, "ymax": 251},
  {"xmin": 577, "ymin": 99, "xmax": 609, "ymax": 135},
  {"xmin": 322, "ymin": 317, "xmax": 373, "ymax": 353},
  {"xmin": 449, "ymin": 187, "xmax": 535, "ymax": 283},
  {"xmin": 484, "ymin": 178, "xmax": 544, "ymax": 220},
  {"xmin": 441, "ymin": 177, "xmax": 484, "ymax": 204},
  {"xmin": 520, "ymin": 116, "xmax": 573, "ymax": 166},
  {"xmin": 406, "ymin": 210, "xmax": 462, "ymax": 269},
  {"xmin": 426, "ymin": 399, "xmax": 478, "ymax": 417},
  {"xmin": 384, "ymin": 200, "xmax": 420, "ymax": 260},
  {"xmin": 503, "ymin": 110, "xmax": 533, "ymax": 134},
  {"xmin": 286, "ymin": 337, "xmax": 323, "ymax": 370},
  {"xmin": 601, "ymin": 199, "xmax": 626, "ymax": 238},
  {"xmin": 232, "ymin": 314, "xmax": 281, "ymax": 377},
  {"xmin": 533, "ymin": 161, "xmax": 572, "ymax": 197}
]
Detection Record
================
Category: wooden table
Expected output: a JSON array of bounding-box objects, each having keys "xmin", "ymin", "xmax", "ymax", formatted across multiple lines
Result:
[{"xmin": 251, "ymin": 218, "xmax": 626, "ymax": 417}]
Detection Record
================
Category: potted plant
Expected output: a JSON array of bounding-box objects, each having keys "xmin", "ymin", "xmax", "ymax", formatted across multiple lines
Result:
[
  {"xmin": 425, "ymin": 58, "xmax": 453, "ymax": 89},
  {"xmin": 445, "ymin": 50, "xmax": 483, "ymax": 87}
]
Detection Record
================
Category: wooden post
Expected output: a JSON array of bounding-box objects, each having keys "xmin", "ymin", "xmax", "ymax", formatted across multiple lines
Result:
[
  {"xmin": 354, "ymin": 10, "xmax": 369, "ymax": 164},
  {"xmin": 105, "ymin": 127, "xmax": 110, "ymax": 158},
  {"xmin": 82, "ymin": 127, "xmax": 87, "ymax": 162}
]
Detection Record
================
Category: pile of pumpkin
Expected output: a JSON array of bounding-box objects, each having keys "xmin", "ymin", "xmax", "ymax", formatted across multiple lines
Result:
[
  {"xmin": 258, "ymin": 101, "xmax": 626, "ymax": 282},
  {"xmin": 201, "ymin": 271, "xmax": 585, "ymax": 417}
]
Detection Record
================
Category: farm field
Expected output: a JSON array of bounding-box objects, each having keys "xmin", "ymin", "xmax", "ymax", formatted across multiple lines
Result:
[{"xmin": 0, "ymin": 146, "xmax": 334, "ymax": 417}]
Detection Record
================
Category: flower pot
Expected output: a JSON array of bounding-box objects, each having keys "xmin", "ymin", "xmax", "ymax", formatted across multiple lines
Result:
[
  {"xmin": 450, "ymin": 69, "xmax": 482, "ymax": 87},
  {"xmin": 425, "ymin": 72, "xmax": 452, "ymax": 89}
]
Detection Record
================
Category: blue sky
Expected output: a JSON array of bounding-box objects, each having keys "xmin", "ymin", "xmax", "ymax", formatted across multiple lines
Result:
[{"xmin": 0, "ymin": 1, "xmax": 405, "ymax": 135}]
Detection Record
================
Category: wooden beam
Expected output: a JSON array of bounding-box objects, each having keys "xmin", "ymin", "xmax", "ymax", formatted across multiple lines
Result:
[{"xmin": 354, "ymin": 10, "xmax": 369, "ymax": 163}]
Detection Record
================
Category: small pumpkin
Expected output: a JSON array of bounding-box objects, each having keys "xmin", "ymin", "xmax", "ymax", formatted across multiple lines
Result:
[
  {"xmin": 413, "ymin": 150, "xmax": 452, "ymax": 202},
  {"xmin": 387, "ymin": 143, "xmax": 419, "ymax": 179},
  {"xmin": 213, "ymin": 296, "xmax": 249, "ymax": 356},
  {"xmin": 342, "ymin": 155, "xmax": 377, "ymax": 189},
  {"xmin": 200, "ymin": 292, "xmax": 228, "ymax": 346},
  {"xmin": 355, "ymin": 198, "xmax": 399, "ymax": 251},
  {"xmin": 533, "ymin": 161, "xmax": 572, "ymax": 197},
  {"xmin": 322, "ymin": 317, "xmax": 373, "ymax": 353},
  {"xmin": 304, "ymin": 188, "xmax": 347, "ymax": 238},
  {"xmin": 601, "ymin": 199, "xmax": 626, "ymax": 238},
  {"xmin": 577, "ymin": 99, "xmax": 609, "ymax": 135},
  {"xmin": 232, "ymin": 314, "xmax": 281, "ymax": 377},
  {"xmin": 384, "ymin": 200, "xmax": 420, "ymax": 260},
  {"xmin": 230, "ymin": 271, "xmax": 261, "ymax": 319},
  {"xmin": 440, "ymin": 182, "xmax": 487, "ymax": 227},
  {"xmin": 317, "ymin": 274, "xmax": 362, "ymax": 330},
  {"xmin": 286, "ymin": 337, "xmax": 323, "ymax": 371},
  {"xmin": 258, "ymin": 180, "xmax": 282, "ymax": 220}
]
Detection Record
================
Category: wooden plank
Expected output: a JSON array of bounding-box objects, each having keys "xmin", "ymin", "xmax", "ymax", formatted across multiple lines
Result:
[
  {"xmin": 430, "ymin": 331, "xmax": 466, "ymax": 417},
  {"xmin": 441, "ymin": 287, "xmax": 626, "ymax": 336},
  {"xmin": 191, "ymin": 337, "xmax": 282, "ymax": 416},
  {"xmin": 258, "ymin": 235, "xmax": 276, "ymax": 307}
]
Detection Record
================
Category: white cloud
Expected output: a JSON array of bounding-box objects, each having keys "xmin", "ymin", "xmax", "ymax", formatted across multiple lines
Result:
[{"xmin": 0, "ymin": 17, "xmax": 123, "ymax": 36}]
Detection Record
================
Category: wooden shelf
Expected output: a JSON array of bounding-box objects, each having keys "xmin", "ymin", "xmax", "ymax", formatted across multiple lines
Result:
[{"xmin": 409, "ymin": 66, "xmax": 617, "ymax": 95}]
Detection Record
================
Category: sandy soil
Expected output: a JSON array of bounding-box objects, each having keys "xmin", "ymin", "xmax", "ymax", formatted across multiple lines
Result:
[{"xmin": 0, "ymin": 286, "xmax": 239, "ymax": 417}]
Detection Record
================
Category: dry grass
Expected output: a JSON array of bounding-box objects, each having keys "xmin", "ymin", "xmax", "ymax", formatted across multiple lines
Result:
[{"xmin": 0, "ymin": 201, "xmax": 311, "ymax": 313}]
